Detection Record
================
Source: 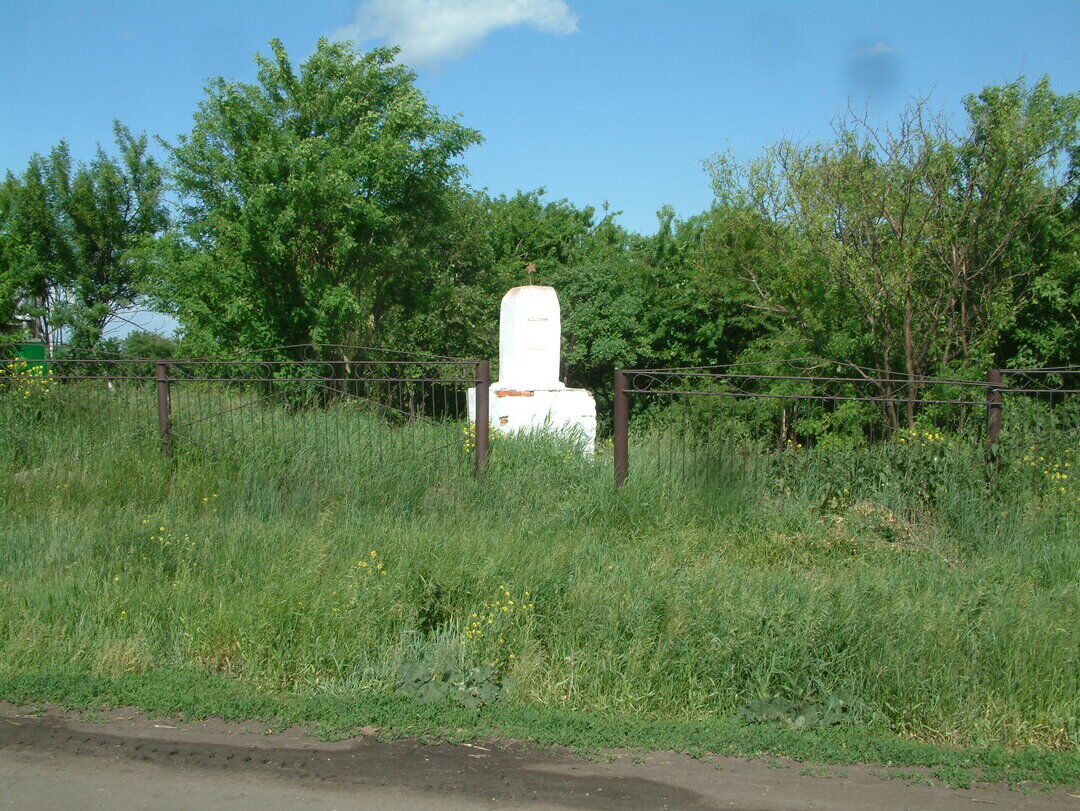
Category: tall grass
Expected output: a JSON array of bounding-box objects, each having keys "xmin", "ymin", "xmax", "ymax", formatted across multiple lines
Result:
[{"xmin": 0, "ymin": 383, "xmax": 1077, "ymax": 752}]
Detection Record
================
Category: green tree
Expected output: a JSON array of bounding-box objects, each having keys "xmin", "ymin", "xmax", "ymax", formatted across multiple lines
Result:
[
  {"xmin": 164, "ymin": 38, "xmax": 481, "ymax": 353},
  {"xmin": 0, "ymin": 123, "xmax": 166, "ymax": 348},
  {"xmin": 413, "ymin": 191, "xmax": 768, "ymax": 408},
  {"xmin": 707, "ymin": 77, "xmax": 1079, "ymax": 426},
  {"xmin": 0, "ymin": 157, "xmax": 70, "ymax": 345},
  {"xmin": 454, "ymin": 190, "xmax": 645, "ymax": 393},
  {"xmin": 390, "ymin": 188, "xmax": 648, "ymax": 393},
  {"xmin": 49, "ymin": 124, "xmax": 168, "ymax": 347},
  {"xmin": 997, "ymin": 126, "xmax": 1080, "ymax": 369},
  {"xmin": 632, "ymin": 205, "xmax": 770, "ymax": 370}
]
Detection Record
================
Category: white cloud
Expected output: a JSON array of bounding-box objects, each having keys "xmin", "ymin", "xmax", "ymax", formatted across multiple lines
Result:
[
  {"xmin": 335, "ymin": 0, "xmax": 579, "ymax": 67},
  {"xmin": 850, "ymin": 42, "xmax": 898, "ymax": 58}
]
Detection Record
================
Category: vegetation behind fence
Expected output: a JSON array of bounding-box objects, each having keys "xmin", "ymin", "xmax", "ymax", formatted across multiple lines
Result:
[
  {"xmin": 1, "ymin": 344, "xmax": 491, "ymax": 479},
  {"xmin": 613, "ymin": 361, "xmax": 1080, "ymax": 489}
]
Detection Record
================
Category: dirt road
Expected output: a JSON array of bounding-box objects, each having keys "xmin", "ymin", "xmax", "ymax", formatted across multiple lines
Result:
[{"xmin": 0, "ymin": 703, "xmax": 1074, "ymax": 809}]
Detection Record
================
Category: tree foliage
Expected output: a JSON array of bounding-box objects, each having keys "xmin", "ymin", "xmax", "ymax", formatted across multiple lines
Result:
[
  {"xmin": 0, "ymin": 123, "xmax": 166, "ymax": 347},
  {"xmin": 164, "ymin": 38, "xmax": 481, "ymax": 352},
  {"xmin": 706, "ymin": 77, "xmax": 1079, "ymax": 424}
]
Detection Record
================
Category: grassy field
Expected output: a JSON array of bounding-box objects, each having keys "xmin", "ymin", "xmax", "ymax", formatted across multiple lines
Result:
[{"xmin": 1, "ymin": 381, "xmax": 1078, "ymax": 786}]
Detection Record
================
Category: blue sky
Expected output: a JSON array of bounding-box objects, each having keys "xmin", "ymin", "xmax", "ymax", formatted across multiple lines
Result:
[{"xmin": 2, "ymin": 0, "xmax": 1079, "ymax": 239}]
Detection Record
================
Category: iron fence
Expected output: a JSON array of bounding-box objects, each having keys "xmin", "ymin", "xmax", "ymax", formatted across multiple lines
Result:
[
  {"xmin": 995, "ymin": 366, "xmax": 1080, "ymax": 456},
  {"xmin": 1, "ymin": 344, "xmax": 490, "ymax": 479},
  {"xmin": 5, "ymin": 345, "xmax": 1076, "ymax": 493},
  {"xmin": 613, "ymin": 361, "xmax": 1080, "ymax": 487}
]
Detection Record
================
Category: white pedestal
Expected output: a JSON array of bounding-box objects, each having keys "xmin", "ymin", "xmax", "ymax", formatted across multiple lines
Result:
[{"xmin": 468, "ymin": 385, "xmax": 596, "ymax": 451}]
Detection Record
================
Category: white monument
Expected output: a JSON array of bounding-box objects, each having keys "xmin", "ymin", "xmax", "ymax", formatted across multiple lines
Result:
[{"xmin": 468, "ymin": 284, "xmax": 596, "ymax": 449}]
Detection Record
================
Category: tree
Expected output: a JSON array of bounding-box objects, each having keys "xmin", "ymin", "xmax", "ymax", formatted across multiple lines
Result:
[
  {"xmin": 631, "ymin": 205, "xmax": 770, "ymax": 370},
  {"xmin": 0, "ymin": 157, "xmax": 69, "ymax": 345},
  {"xmin": 164, "ymin": 38, "xmax": 481, "ymax": 353},
  {"xmin": 997, "ymin": 132, "xmax": 1080, "ymax": 369},
  {"xmin": 49, "ymin": 124, "xmax": 168, "ymax": 347},
  {"xmin": 411, "ymin": 191, "xmax": 769, "ymax": 405},
  {"xmin": 442, "ymin": 189, "xmax": 646, "ymax": 394},
  {"xmin": 380, "ymin": 187, "xmax": 650, "ymax": 396},
  {"xmin": 0, "ymin": 122, "xmax": 166, "ymax": 348},
  {"xmin": 707, "ymin": 77, "xmax": 1079, "ymax": 426}
]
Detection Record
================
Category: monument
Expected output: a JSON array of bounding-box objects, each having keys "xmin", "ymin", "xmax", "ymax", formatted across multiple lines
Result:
[{"xmin": 468, "ymin": 283, "xmax": 596, "ymax": 449}]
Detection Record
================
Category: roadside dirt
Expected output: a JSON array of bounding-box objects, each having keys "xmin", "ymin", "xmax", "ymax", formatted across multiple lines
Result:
[{"xmin": 0, "ymin": 702, "xmax": 1075, "ymax": 809}]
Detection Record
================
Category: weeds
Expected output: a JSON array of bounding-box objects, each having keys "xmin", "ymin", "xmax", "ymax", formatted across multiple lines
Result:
[{"xmin": 0, "ymin": 387, "xmax": 1077, "ymax": 784}]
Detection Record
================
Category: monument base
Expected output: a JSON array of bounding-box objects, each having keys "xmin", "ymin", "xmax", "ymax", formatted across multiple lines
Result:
[{"xmin": 468, "ymin": 385, "xmax": 596, "ymax": 451}]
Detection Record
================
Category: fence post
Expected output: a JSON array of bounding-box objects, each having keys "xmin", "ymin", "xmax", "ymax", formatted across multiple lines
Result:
[
  {"xmin": 986, "ymin": 368, "xmax": 1003, "ymax": 452},
  {"xmin": 155, "ymin": 361, "xmax": 172, "ymax": 457},
  {"xmin": 614, "ymin": 369, "xmax": 628, "ymax": 488},
  {"xmin": 475, "ymin": 360, "xmax": 490, "ymax": 476}
]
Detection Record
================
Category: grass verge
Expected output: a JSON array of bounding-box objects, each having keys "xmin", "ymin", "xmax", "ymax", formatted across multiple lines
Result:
[
  {"xmin": 1, "ymin": 391, "xmax": 1077, "ymax": 787},
  {"xmin": 2, "ymin": 667, "xmax": 1077, "ymax": 789}
]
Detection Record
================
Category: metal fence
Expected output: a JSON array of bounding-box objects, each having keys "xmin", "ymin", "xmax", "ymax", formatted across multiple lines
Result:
[
  {"xmin": 1, "ymin": 344, "xmax": 491, "ymax": 478},
  {"xmin": 613, "ymin": 361, "xmax": 1080, "ymax": 487},
  {"xmin": 5, "ymin": 345, "xmax": 1077, "ymax": 492},
  {"xmin": 995, "ymin": 366, "xmax": 1080, "ymax": 458}
]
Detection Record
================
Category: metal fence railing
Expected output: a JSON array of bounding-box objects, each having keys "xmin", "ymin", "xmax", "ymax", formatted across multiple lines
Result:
[
  {"xmin": 5, "ymin": 346, "xmax": 1076, "ymax": 493},
  {"xmin": 612, "ymin": 361, "xmax": 1080, "ymax": 487},
  {"xmin": 0, "ymin": 344, "xmax": 491, "ymax": 479}
]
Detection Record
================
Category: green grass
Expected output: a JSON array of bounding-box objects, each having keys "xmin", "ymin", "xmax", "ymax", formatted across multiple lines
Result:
[
  {"xmin": 1, "ymin": 384, "xmax": 1077, "ymax": 786},
  {"xmin": 1, "ymin": 668, "xmax": 1076, "ymax": 788}
]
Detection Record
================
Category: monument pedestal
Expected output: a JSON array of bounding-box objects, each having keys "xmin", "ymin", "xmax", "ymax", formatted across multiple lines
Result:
[
  {"xmin": 467, "ymin": 284, "xmax": 596, "ymax": 450},
  {"xmin": 468, "ymin": 384, "xmax": 596, "ymax": 448}
]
